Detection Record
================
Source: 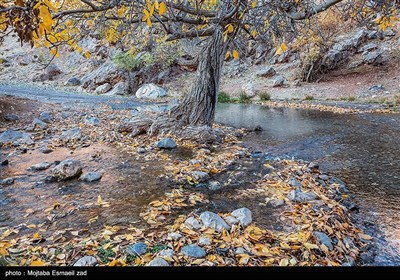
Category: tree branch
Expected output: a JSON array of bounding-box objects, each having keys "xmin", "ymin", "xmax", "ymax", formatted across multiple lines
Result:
[{"xmin": 288, "ymin": 0, "xmax": 343, "ymax": 20}]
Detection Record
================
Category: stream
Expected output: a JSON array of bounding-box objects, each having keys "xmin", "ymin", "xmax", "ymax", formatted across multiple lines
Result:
[{"xmin": 216, "ymin": 103, "xmax": 400, "ymax": 266}]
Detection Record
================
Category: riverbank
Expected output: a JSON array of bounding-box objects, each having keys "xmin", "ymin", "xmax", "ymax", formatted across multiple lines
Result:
[{"xmin": 1, "ymin": 94, "xmax": 375, "ymax": 266}]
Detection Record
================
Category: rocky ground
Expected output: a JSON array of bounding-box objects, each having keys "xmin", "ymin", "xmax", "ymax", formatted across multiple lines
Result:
[{"xmin": 0, "ymin": 95, "xmax": 376, "ymax": 266}]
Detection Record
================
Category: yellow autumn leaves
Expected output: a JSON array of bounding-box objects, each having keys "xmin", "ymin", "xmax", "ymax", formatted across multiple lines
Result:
[{"xmin": 142, "ymin": 1, "xmax": 167, "ymax": 27}]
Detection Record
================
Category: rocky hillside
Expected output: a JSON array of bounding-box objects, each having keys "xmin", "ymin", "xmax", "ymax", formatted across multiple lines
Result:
[{"xmin": 1, "ymin": 25, "xmax": 400, "ymax": 104}]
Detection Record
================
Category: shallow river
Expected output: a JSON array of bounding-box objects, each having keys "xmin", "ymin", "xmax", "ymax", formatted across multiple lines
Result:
[{"xmin": 216, "ymin": 103, "xmax": 400, "ymax": 265}]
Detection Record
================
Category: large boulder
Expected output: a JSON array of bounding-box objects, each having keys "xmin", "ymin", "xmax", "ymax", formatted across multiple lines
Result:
[
  {"xmin": 241, "ymin": 82, "xmax": 256, "ymax": 97},
  {"xmin": 65, "ymin": 77, "xmax": 81, "ymax": 86},
  {"xmin": 80, "ymin": 62, "xmax": 121, "ymax": 90},
  {"xmin": 135, "ymin": 83, "xmax": 167, "ymax": 99},
  {"xmin": 0, "ymin": 130, "xmax": 33, "ymax": 146},
  {"xmin": 51, "ymin": 159, "xmax": 82, "ymax": 181},
  {"xmin": 106, "ymin": 82, "xmax": 128, "ymax": 96}
]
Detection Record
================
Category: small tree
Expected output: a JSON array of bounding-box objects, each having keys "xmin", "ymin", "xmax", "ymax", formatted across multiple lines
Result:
[{"xmin": 1, "ymin": 0, "xmax": 398, "ymax": 137}]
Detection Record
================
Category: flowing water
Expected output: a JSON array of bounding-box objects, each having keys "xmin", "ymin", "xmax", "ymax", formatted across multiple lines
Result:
[{"xmin": 216, "ymin": 103, "xmax": 400, "ymax": 265}]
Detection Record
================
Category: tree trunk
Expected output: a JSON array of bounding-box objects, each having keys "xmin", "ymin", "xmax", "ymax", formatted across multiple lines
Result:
[{"xmin": 171, "ymin": 27, "xmax": 226, "ymax": 127}]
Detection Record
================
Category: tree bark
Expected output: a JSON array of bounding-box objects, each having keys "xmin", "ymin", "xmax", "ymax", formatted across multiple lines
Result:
[{"xmin": 160, "ymin": 27, "xmax": 226, "ymax": 130}]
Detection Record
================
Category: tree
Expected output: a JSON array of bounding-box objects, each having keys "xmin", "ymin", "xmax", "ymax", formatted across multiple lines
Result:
[{"xmin": 1, "ymin": 0, "xmax": 398, "ymax": 137}]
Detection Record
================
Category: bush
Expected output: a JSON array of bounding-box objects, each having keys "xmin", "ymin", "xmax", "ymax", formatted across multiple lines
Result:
[
  {"xmin": 113, "ymin": 51, "xmax": 155, "ymax": 71},
  {"xmin": 304, "ymin": 95, "xmax": 314, "ymax": 101},
  {"xmin": 259, "ymin": 92, "xmax": 271, "ymax": 101},
  {"xmin": 238, "ymin": 92, "xmax": 252, "ymax": 103},
  {"xmin": 218, "ymin": 91, "xmax": 231, "ymax": 103}
]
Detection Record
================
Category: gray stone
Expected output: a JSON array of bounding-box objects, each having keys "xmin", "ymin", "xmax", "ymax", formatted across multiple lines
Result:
[
  {"xmin": 94, "ymin": 83, "xmax": 112, "ymax": 94},
  {"xmin": 308, "ymin": 162, "xmax": 319, "ymax": 170},
  {"xmin": 231, "ymin": 208, "xmax": 252, "ymax": 227},
  {"xmin": 313, "ymin": 231, "xmax": 333, "ymax": 250},
  {"xmin": 319, "ymin": 174, "xmax": 329, "ymax": 181},
  {"xmin": 363, "ymin": 50, "xmax": 384, "ymax": 65},
  {"xmin": 126, "ymin": 242, "xmax": 148, "ymax": 256},
  {"xmin": 85, "ymin": 117, "xmax": 101, "ymax": 126},
  {"xmin": 61, "ymin": 128, "xmax": 81, "ymax": 141},
  {"xmin": 135, "ymin": 83, "xmax": 167, "ymax": 99},
  {"xmin": 73, "ymin": 256, "xmax": 97, "ymax": 267},
  {"xmin": 65, "ymin": 77, "xmax": 81, "ymax": 86},
  {"xmin": 158, "ymin": 249, "xmax": 174, "ymax": 258},
  {"xmin": 29, "ymin": 162, "xmax": 51, "ymax": 171},
  {"xmin": 39, "ymin": 145, "xmax": 53, "ymax": 154},
  {"xmin": 0, "ymin": 178, "xmax": 14, "ymax": 186},
  {"xmin": 147, "ymin": 258, "xmax": 170, "ymax": 266},
  {"xmin": 368, "ymin": 84, "xmax": 385, "ymax": 92},
  {"xmin": 329, "ymin": 177, "xmax": 349, "ymax": 194},
  {"xmin": 348, "ymin": 60, "xmax": 364, "ymax": 69},
  {"xmin": 235, "ymin": 247, "xmax": 248, "ymax": 255},
  {"xmin": 288, "ymin": 177, "xmax": 302, "ymax": 188},
  {"xmin": 198, "ymin": 237, "xmax": 211, "ymax": 246},
  {"xmin": 39, "ymin": 112, "xmax": 54, "ymax": 123},
  {"xmin": 184, "ymin": 217, "xmax": 202, "ymax": 230},
  {"xmin": 81, "ymin": 62, "xmax": 120, "ymax": 90},
  {"xmin": 167, "ymin": 232, "xmax": 182, "ymax": 241},
  {"xmin": 208, "ymin": 181, "xmax": 222, "ymax": 191},
  {"xmin": 359, "ymin": 42, "xmax": 378, "ymax": 53},
  {"xmin": 33, "ymin": 118, "xmax": 48, "ymax": 130},
  {"xmin": 241, "ymin": 82, "xmax": 256, "ymax": 97},
  {"xmin": 199, "ymin": 211, "xmax": 230, "ymax": 232},
  {"xmin": 51, "ymin": 159, "xmax": 82, "ymax": 181},
  {"xmin": 4, "ymin": 114, "xmax": 19, "ymax": 121},
  {"xmin": 137, "ymin": 147, "xmax": 146, "ymax": 154},
  {"xmin": 268, "ymin": 198, "xmax": 285, "ymax": 208},
  {"xmin": 224, "ymin": 216, "xmax": 239, "ymax": 225},
  {"xmin": 156, "ymin": 138, "xmax": 177, "ymax": 149},
  {"xmin": 256, "ymin": 66, "xmax": 276, "ymax": 78},
  {"xmin": 0, "ymin": 130, "xmax": 33, "ymax": 145},
  {"xmin": 191, "ymin": 171, "xmax": 209, "ymax": 182},
  {"xmin": 106, "ymin": 82, "xmax": 128, "ymax": 96},
  {"xmin": 181, "ymin": 245, "xmax": 206, "ymax": 258},
  {"xmin": 287, "ymin": 189, "xmax": 318, "ymax": 203},
  {"xmin": 79, "ymin": 172, "xmax": 102, "ymax": 182},
  {"xmin": 272, "ymin": 75, "xmax": 286, "ymax": 87}
]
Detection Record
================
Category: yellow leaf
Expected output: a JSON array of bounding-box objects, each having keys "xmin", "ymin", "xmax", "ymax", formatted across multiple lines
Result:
[
  {"xmin": 279, "ymin": 258, "xmax": 289, "ymax": 266},
  {"xmin": 44, "ymin": 0, "xmax": 58, "ymax": 12},
  {"xmin": 238, "ymin": 254, "xmax": 250, "ymax": 265},
  {"xmin": 275, "ymin": 47, "xmax": 283, "ymax": 56},
  {"xmin": 39, "ymin": 5, "xmax": 53, "ymax": 32},
  {"xmin": 159, "ymin": 2, "xmax": 167, "ymax": 16},
  {"xmin": 192, "ymin": 259, "xmax": 205, "ymax": 265},
  {"xmin": 108, "ymin": 259, "xmax": 118, "ymax": 266},
  {"xmin": 149, "ymin": 200, "xmax": 163, "ymax": 207},
  {"xmin": 30, "ymin": 260, "xmax": 45, "ymax": 266},
  {"xmin": 226, "ymin": 24, "xmax": 234, "ymax": 33},
  {"xmin": 280, "ymin": 42, "xmax": 288, "ymax": 51},
  {"xmin": 251, "ymin": 30, "xmax": 257, "ymax": 38},
  {"xmin": 251, "ymin": 1, "xmax": 257, "ymax": 8},
  {"xmin": 303, "ymin": 243, "xmax": 319, "ymax": 250},
  {"xmin": 27, "ymin": 224, "xmax": 37, "ymax": 229},
  {"xmin": 359, "ymin": 233, "xmax": 373, "ymax": 240},
  {"xmin": 0, "ymin": 248, "xmax": 8, "ymax": 256},
  {"xmin": 84, "ymin": 51, "xmax": 91, "ymax": 59},
  {"xmin": 97, "ymin": 195, "xmax": 102, "ymax": 205},
  {"xmin": 233, "ymin": 50, "xmax": 239, "ymax": 60},
  {"xmin": 32, "ymin": 232, "xmax": 41, "ymax": 239}
]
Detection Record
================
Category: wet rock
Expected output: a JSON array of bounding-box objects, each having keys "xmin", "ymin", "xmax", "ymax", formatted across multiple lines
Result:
[
  {"xmin": 199, "ymin": 211, "xmax": 230, "ymax": 232},
  {"xmin": 39, "ymin": 112, "xmax": 54, "ymax": 123},
  {"xmin": 198, "ymin": 237, "xmax": 211, "ymax": 246},
  {"xmin": 191, "ymin": 171, "xmax": 209, "ymax": 182},
  {"xmin": 94, "ymin": 83, "xmax": 112, "ymax": 94},
  {"xmin": 65, "ymin": 77, "xmax": 81, "ymax": 86},
  {"xmin": 313, "ymin": 231, "xmax": 333, "ymax": 250},
  {"xmin": 287, "ymin": 188, "xmax": 318, "ymax": 203},
  {"xmin": 79, "ymin": 172, "xmax": 102, "ymax": 182},
  {"xmin": 0, "ymin": 178, "xmax": 14, "ymax": 186},
  {"xmin": 126, "ymin": 243, "xmax": 148, "ymax": 256},
  {"xmin": 288, "ymin": 177, "xmax": 302, "ymax": 188},
  {"xmin": 184, "ymin": 217, "xmax": 202, "ymax": 230},
  {"xmin": 208, "ymin": 181, "xmax": 222, "ymax": 191},
  {"xmin": 224, "ymin": 216, "xmax": 239, "ymax": 225},
  {"xmin": 147, "ymin": 258, "xmax": 170, "ymax": 266},
  {"xmin": 167, "ymin": 232, "xmax": 182, "ymax": 241},
  {"xmin": 231, "ymin": 208, "xmax": 252, "ymax": 227},
  {"xmin": 256, "ymin": 66, "xmax": 276, "ymax": 78},
  {"xmin": 272, "ymin": 75, "xmax": 286, "ymax": 87},
  {"xmin": 73, "ymin": 256, "xmax": 97, "ymax": 267},
  {"xmin": 136, "ymin": 83, "xmax": 167, "ymax": 99},
  {"xmin": 0, "ymin": 130, "xmax": 33, "ymax": 146},
  {"xmin": 268, "ymin": 198, "xmax": 285, "ymax": 208},
  {"xmin": 156, "ymin": 138, "xmax": 177, "ymax": 149},
  {"xmin": 85, "ymin": 117, "xmax": 101, "ymax": 126},
  {"xmin": 4, "ymin": 114, "xmax": 19, "ymax": 121},
  {"xmin": 181, "ymin": 245, "xmax": 206, "ymax": 258},
  {"xmin": 51, "ymin": 159, "xmax": 82, "ymax": 181},
  {"xmin": 1, "ymin": 160, "xmax": 9, "ymax": 166},
  {"xmin": 32, "ymin": 118, "xmax": 48, "ymax": 130},
  {"xmin": 61, "ymin": 128, "xmax": 81, "ymax": 141},
  {"xmin": 29, "ymin": 162, "xmax": 51, "ymax": 171}
]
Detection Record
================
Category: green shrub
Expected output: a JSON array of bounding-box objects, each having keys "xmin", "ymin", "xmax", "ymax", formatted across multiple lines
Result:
[
  {"xmin": 238, "ymin": 92, "xmax": 251, "ymax": 103},
  {"xmin": 218, "ymin": 91, "xmax": 231, "ymax": 103},
  {"xmin": 113, "ymin": 51, "xmax": 138, "ymax": 71},
  {"xmin": 347, "ymin": 96, "xmax": 356, "ymax": 102},
  {"xmin": 259, "ymin": 92, "xmax": 271, "ymax": 101},
  {"xmin": 304, "ymin": 95, "xmax": 314, "ymax": 101}
]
